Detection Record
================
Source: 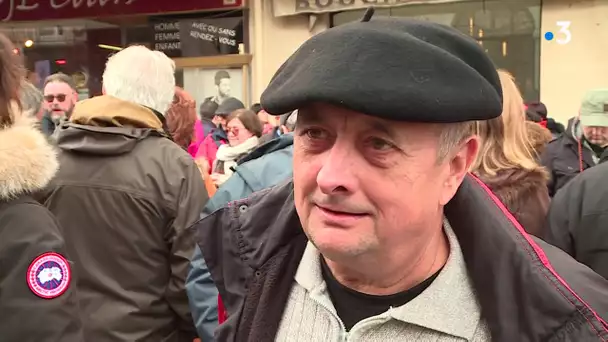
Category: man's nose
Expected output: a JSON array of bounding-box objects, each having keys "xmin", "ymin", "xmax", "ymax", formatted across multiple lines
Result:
[{"xmin": 316, "ymin": 144, "xmax": 357, "ymax": 194}]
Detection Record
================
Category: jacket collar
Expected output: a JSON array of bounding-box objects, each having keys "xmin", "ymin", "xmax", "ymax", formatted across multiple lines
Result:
[
  {"xmin": 0, "ymin": 113, "xmax": 58, "ymax": 200},
  {"xmin": 70, "ymin": 95, "xmax": 164, "ymax": 131}
]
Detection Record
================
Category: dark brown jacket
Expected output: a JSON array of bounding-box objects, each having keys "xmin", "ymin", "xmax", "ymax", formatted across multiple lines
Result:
[
  {"xmin": 40, "ymin": 96, "xmax": 209, "ymax": 342},
  {"xmin": 526, "ymin": 121, "xmax": 553, "ymax": 157},
  {"xmin": 0, "ymin": 114, "xmax": 83, "ymax": 341},
  {"xmin": 479, "ymin": 167, "xmax": 550, "ymax": 237}
]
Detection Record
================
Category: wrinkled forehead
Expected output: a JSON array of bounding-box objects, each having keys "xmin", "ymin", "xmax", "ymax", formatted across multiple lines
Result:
[
  {"xmin": 44, "ymin": 81, "xmax": 73, "ymax": 95},
  {"xmin": 297, "ymin": 103, "xmax": 442, "ymax": 139}
]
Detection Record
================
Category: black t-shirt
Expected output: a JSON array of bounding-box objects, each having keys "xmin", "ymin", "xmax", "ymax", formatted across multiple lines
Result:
[{"xmin": 320, "ymin": 258, "xmax": 441, "ymax": 331}]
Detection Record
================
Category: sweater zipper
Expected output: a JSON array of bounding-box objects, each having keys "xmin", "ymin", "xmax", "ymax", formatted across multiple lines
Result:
[
  {"xmin": 319, "ymin": 303, "xmax": 394, "ymax": 342},
  {"xmin": 311, "ymin": 292, "xmax": 349, "ymax": 341}
]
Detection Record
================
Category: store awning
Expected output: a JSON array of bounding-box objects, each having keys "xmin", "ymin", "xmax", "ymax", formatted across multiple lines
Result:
[{"xmin": 273, "ymin": 0, "xmax": 468, "ymax": 17}]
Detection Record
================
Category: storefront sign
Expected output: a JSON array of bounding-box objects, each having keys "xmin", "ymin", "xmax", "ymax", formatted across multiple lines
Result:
[
  {"xmin": 273, "ymin": 0, "xmax": 463, "ymax": 17},
  {"xmin": 180, "ymin": 18, "xmax": 243, "ymax": 57},
  {"xmin": 0, "ymin": 0, "xmax": 243, "ymax": 22},
  {"xmin": 152, "ymin": 17, "xmax": 243, "ymax": 58},
  {"xmin": 153, "ymin": 20, "xmax": 182, "ymax": 58}
]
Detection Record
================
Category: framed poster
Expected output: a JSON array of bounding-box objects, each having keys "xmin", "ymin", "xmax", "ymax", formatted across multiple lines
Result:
[
  {"xmin": 173, "ymin": 54, "xmax": 252, "ymax": 110},
  {"xmin": 181, "ymin": 67, "xmax": 246, "ymax": 110}
]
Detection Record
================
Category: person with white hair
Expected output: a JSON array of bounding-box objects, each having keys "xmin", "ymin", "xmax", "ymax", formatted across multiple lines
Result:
[{"xmin": 38, "ymin": 45, "xmax": 209, "ymax": 341}]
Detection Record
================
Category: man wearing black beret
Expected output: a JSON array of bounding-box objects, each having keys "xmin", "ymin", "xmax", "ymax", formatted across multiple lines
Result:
[{"xmin": 193, "ymin": 8, "xmax": 608, "ymax": 341}]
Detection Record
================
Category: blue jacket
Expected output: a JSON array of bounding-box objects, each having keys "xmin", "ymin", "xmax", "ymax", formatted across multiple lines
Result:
[{"xmin": 186, "ymin": 134, "xmax": 294, "ymax": 340}]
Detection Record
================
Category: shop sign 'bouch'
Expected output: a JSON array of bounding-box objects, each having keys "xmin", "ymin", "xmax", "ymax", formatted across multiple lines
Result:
[
  {"xmin": 274, "ymin": 0, "xmax": 462, "ymax": 17},
  {"xmin": 0, "ymin": 0, "xmax": 243, "ymax": 22}
]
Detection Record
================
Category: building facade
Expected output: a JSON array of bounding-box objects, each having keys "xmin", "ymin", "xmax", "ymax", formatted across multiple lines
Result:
[
  {"xmin": 1, "ymin": 0, "xmax": 606, "ymax": 124},
  {"xmin": 263, "ymin": 0, "xmax": 608, "ymax": 125},
  {"xmin": 1, "ymin": 0, "xmax": 250, "ymax": 107}
]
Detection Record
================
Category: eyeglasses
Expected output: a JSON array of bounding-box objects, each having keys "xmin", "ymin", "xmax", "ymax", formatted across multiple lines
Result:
[
  {"xmin": 44, "ymin": 94, "xmax": 67, "ymax": 103},
  {"xmin": 226, "ymin": 127, "xmax": 240, "ymax": 135}
]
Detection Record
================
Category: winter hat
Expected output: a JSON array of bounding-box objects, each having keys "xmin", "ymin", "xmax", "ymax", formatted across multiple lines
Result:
[
  {"xmin": 199, "ymin": 100, "xmax": 219, "ymax": 120},
  {"xmin": 525, "ymin": 102, "xmax": 548, "ymax": 120},
  {"xmin": 216, "ymin": 97, "xmax": 245, "ymax": 116},
  {"xmin": 525, "ymin": 109, "xmax": 543, "ymax": 123},
  {"xmin": 580, "ymin": 89, "xmax": 608, "ymax": 127},
  {"xmin": 261, "ymin": 7, "xmax": 502, "ymax": 123}
]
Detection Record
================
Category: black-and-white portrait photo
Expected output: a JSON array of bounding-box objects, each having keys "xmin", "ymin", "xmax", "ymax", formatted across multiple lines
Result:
[{"xmin": 182, "ymin": 67, "xmax": 244, "ymax": 109}]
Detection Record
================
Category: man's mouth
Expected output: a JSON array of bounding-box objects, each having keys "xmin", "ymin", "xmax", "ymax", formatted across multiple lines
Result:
[{"xmin": 316, "ymin": 205, "xmax": 367, "ymax": 217}]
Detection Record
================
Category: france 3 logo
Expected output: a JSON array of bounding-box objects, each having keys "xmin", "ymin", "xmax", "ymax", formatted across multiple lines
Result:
[{"xmin": 545, "ymin": 21, "xmax": 571, "ymax": 45}]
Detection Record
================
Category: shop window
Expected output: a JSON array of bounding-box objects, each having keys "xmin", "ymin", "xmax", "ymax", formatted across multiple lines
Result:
[
  {"xmin": 0, "ymin": 9, "xmax": 246, "ymax": 103},
  {"xmin": 0, "ymin": 21, "xmax": 122, "ymax": 98},
  {"xmin": 156, "ymin": 11, "xmax": 249, "ymax": 108},
  {"xmin": 149, "ymin": 10, "xmax": 244, "ymax": 59},
  {"xmin": 176, "ymin": 67, "xmax": 246, "ymax": 112},
  {"xmin": 331, "ymin": 0, "xmax": 541, "ymax": 102}
]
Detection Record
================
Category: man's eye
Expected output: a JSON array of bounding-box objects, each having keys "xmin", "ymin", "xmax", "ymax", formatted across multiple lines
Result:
[
  {"xmin": 368, "ymin": 137, "xmax": 393, "ymax": 151},
  {"xmin": 304, "ymin": 128, "xmax": 327, "ymax": 140}
]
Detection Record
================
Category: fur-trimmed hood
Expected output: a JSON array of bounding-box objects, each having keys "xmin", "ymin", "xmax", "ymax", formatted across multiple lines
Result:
[
  {"xmin": 0, "ymin": 113, "xmax": 58, "ymax": 200},
  {"xmin": 477, "ymin": 167, "xmax": 550, "ymax": 237}
]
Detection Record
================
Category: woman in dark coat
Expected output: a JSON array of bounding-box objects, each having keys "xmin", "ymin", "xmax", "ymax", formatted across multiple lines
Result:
[{"xmin": 0, "ymin": 33, "xmax": 83, "ymax": 341}]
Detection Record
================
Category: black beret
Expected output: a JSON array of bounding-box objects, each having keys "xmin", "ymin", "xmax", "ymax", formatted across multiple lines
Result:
[
  {"xmin": 526, "ymin": 101, "xmax": 548, "ymax": 119},
  {"xmin": 261, "ymin": 9, "xmax": 503, "ymax": 123}
]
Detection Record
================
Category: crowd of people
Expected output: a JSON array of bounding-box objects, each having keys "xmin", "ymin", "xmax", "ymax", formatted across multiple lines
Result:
[{"xmin": 1, "ymin": 7, "xmax": 608, "ymax": 342}]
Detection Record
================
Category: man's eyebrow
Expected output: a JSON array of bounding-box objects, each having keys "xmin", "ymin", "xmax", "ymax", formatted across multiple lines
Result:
[
  {"xmin": 296, "ymin": 109, "xmax": 322, "ymax": 124},
  {"xmin": 367, "ymin": 120, "xmax": 401, "ymax": 140},
  {"xmin": 297, "ymin": 109, "xmax": 401, "ymax": 140}
]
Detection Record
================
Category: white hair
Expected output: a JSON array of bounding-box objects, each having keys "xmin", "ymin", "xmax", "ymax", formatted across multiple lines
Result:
[{"xmin": 102, "ymin": 45, "xmax": 176, "ymax": 115}]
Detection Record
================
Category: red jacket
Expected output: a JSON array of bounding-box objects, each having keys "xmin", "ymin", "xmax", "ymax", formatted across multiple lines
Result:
[
  {"xmin": 195, "ymin": 131, "xmax": 227, "ymax": 172},
  {"xmin": 218, "ymin": 297, "xmax": 227, "ymax": 324}
]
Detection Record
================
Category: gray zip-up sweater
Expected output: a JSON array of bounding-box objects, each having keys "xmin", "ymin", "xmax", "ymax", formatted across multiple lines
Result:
[{"xmin": 276, "ymin": 220, "xmax": 491, "ymax": 341}]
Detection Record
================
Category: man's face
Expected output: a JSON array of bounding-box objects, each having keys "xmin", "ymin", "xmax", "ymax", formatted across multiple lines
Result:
[
  {"xmin": 218, "ymin": 78, "xmax": 231, "ymax": 98},
  {"xmin": 583, "ymin": 125, "xmax": 608, "ymax": 147},
  {"xmin": 212, "ymin": 115, "xmax": 227, "ymax": 127},
  {"xmin": 43, "ymin": 82, "xmax": 76, "ymax": 120},
  {"xmin": 293, "ymin": 104, "xmax": 476, "ymax": 262},
  {"xmin": 258, "ymin": 110, "xmax": 269, "ymax": 123}
]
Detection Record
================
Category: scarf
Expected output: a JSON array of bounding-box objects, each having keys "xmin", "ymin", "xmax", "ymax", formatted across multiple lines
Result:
[{"xmin": 212, "ymin": 136, "xmax": 259, "ymax": 185}]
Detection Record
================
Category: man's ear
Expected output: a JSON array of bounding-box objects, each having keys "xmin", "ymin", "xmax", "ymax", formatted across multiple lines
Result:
[
  {"xmin": 101, "ymin": 86, "xmax": 106, "ymax": 95},
  {"xmin": 439, "ymin": 136, "xmax": 480, "ymax": 206}
]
